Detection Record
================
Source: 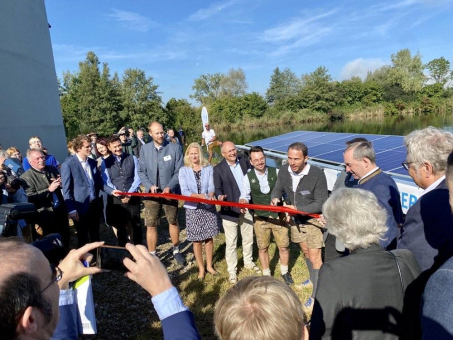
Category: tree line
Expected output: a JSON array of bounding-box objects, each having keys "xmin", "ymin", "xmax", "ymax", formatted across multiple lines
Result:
[{"xmin": 59, "ymin": 49, "xmax": 453, "ymax": 140}]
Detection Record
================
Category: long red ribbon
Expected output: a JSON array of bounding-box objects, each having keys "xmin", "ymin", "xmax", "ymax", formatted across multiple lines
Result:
[{"xmin": 119, "ymin": 192, "xmax": 320, "ymax": 219}]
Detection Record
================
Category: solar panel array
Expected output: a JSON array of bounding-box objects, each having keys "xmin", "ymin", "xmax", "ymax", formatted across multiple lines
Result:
[{"xmin": 246, "ymin": 131, "xmax": 407, "ymax": 175}]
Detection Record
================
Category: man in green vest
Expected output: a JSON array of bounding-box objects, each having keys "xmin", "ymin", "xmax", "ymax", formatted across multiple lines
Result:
[{"xmin": 239, "ymin": 146, "xmax": 293, "ymax": 285}]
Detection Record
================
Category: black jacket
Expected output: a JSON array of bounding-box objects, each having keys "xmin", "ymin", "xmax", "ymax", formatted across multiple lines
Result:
[
  {"xmin": 213, "ymin": 157, "xmax": 250, "ymax": 222},
  {"xmin": 310, "ymin": 245, "xmax": 421, "ymax": 340}
]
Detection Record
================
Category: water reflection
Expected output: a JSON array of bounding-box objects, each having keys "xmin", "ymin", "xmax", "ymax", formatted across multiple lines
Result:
[{"xmin": 217, "ymin": 113, "xmax": 453, "ymax": 145}]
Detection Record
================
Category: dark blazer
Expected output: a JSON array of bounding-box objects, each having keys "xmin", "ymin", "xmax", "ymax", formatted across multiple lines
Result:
[
  {"xmin": 161, "ymin": 311, "xmax": 201, "ymax": 340},
  {"xmin": 397, "ymin": 179, "xmax": 453, "ymax": 272},
  {"xmin": 61, "ymin": 155, "xmax": 103, "ymax": 215},
  {"xmin": 310, "ymin": 245, "xmax": 421, "ymax": 340},
  {"xmin": 135, "ymin": 135, "xmax": 152, "ymax": 156},
  {"xmin": 213, "ymin": 157, "xmax": 250, "ymax": 221}
]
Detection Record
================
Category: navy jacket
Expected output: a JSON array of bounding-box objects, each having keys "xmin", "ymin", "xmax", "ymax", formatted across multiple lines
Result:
[
  {"xmin": 359, "ymin": 170, "xmax": 403, "ymax": 249},
  {"xmin": 213, "ymin": 157, "xmax": 250, "ymax": 222},
  {"xmin": 61, "ymin": 155, "xmax": 103, "ymax": 215},
  {"xmin": 397, "ymin": 179, "xmax": 453, "ymax": 272}
]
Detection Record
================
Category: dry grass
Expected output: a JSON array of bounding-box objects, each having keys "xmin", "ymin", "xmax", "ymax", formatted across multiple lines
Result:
[{"xmin": 135, "ymin": 230, "xmax": 311, "ymax": 340}]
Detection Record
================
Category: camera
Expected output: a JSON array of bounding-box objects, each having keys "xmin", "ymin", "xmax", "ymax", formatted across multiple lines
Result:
[{"xmin": 0, "ymin": 203, "xmax": 37, "ymax": 237}]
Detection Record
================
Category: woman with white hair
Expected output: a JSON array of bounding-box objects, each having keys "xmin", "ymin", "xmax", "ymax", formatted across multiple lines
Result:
[{"xmin": 310, "ymin": 188, "xmax": 421, "ymax": 340}]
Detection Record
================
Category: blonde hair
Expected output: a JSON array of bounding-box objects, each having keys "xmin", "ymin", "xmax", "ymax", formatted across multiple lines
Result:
[
  {"xmin": 184, "ymin": 142, "xmax": 208, "ymax": 168},
  {"xmin": 214, "ymin": 276, "xmax": 305, "ymax": 340},
  {"xmin": 6, "ymin": 147, "xmax": 20, "ymax": 157}
]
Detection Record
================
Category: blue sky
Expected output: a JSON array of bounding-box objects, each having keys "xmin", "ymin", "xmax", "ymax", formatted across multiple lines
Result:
[{"xmin": 45, "ymin": 0, "xmax": 453, "ymax": 104}]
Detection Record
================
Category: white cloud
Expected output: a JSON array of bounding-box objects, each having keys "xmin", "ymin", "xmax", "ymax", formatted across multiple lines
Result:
[
  {"xmin": 340, "ymin": 58, "xmax": 388, "ymax": 80},
  {"xmin": 107, "ymin": 9, "xmax": 158, "ymax": 32},
  {"xmin": 188, "ymin": 0, "xmax": 238, "ymax": 21},
  {"xmin": 261, "ymin": 9, "xmax": 338, "ymax": 43}
]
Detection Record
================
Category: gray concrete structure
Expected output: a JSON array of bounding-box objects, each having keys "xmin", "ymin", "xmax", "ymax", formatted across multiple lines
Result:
[{"xmin": 0, "ymin": 0, "xmax": 67, "ymax": 163}]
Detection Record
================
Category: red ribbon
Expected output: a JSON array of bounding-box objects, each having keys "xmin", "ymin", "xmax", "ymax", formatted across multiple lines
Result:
[{"xmin": 118, "ymin": 192, "xmax": 320, "ymax": 219}]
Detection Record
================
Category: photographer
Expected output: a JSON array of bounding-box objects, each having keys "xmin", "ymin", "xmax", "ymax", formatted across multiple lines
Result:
[
  {"xmin": 117, "ymin": 126, "xmax": 134, "ymax": 155},
  {"xmin": 0, "ymin": 240, "xmax": 200, "ymax": 340}
]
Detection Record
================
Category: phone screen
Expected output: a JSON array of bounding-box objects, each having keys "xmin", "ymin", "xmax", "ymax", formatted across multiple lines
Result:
[{"xmin": 96, "ymin": 245, "xmax": 133, "ymax": 271}]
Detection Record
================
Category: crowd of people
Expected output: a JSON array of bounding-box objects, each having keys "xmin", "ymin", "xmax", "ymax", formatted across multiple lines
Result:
[{"xmin": 0, "ymin": 123, "xmax": 453, "ymax": 340}]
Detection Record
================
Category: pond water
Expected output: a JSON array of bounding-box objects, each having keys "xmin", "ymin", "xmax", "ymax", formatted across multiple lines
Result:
[{"xmin": 215, "ymin": 113, "xmax": 453, "ymax": 146}]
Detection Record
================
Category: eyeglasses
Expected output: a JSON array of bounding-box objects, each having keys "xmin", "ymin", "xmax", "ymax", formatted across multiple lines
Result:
[
  {"xmin": 401, "ymin": 161, "xmax": 414, "ymax": 171},
  {"xmin": 41, "ymin": 266, "xmax": 63, "ymax": 293}
]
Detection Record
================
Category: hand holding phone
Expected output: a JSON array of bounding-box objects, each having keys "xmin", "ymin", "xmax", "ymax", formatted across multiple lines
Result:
[{"xmin": 96, "ymin": 245, "xmax": 133, "ymax": 271}]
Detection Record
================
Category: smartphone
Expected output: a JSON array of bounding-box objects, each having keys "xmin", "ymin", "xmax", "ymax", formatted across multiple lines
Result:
[{"xmin": 96, "ymin": 245, "xmax": 133, "ymax": 271}]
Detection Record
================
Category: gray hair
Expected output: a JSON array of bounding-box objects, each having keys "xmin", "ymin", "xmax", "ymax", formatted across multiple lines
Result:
[
  {"xmin": 345, "ymin": 141, "xmax": 376, "ymax": 163},
  {"xmin": 0, "ymin": 150, "xmax": 10, "ymax": 160},
  {"xmin": 26, "ymin": 148, "xmax": 44, "ymax": 159},
  {"xmin": 404, "ymin": 126, "xmax": 453, "ymax": 175},
  {"xmin": 323, "ymin": 188, "xmax": 388, "ymax": 250}
]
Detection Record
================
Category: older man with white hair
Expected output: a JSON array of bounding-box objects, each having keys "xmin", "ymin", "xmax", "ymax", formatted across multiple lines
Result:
[{"xmin": 397, "ymin": 126, "xmax": 453, "ymax": 272}]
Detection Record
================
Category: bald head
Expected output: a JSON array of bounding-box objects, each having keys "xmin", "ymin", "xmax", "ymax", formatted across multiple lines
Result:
[
  {"xmin": 221, "ymin": 141, "xmax": 238, "ymax": 164},
  {"xmin": 149, "ymin": 122, "xmax": 165, "ymax": 146},
  {"xmin": 0, "ymin": 239, "xmax": 45, "ymax": 288}
]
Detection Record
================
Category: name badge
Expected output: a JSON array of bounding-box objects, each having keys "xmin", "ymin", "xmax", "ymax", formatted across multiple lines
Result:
[
  {"xmin": 300, "ymin": 190, "xmax": 310, "ymax": 195},
  {"xmin": 163, "ymin": 155, "xmax": 172, "ymax": 161}
]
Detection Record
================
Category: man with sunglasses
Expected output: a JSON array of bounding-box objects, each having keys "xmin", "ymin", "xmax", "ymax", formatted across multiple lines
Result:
[{"xmin": 201, "ymin": 123, "xmax": 222, "ymax": 164}]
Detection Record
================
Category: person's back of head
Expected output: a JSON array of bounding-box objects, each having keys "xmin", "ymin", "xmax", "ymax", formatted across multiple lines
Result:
[{"xmin": 214, "ymin": 276, "xmax": 305, "ymax": 340}]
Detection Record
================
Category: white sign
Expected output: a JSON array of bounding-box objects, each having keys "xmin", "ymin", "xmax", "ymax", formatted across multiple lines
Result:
[{"xmin": 201, "ymin": 107, "xmax": 209, "ymax": 132}]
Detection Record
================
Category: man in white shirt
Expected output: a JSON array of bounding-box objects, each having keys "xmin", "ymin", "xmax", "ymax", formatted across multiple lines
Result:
[
  {"xmin": 201, "ymin": 123, "xmax": 222, "ymax": 163},
  {"xmin": 240, "ymin": 146, "xmax": 293, "ymax": 285}
]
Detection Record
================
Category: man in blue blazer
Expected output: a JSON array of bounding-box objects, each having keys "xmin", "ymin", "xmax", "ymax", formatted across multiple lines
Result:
[
  {"xmin": 138, "ymin": 121, "xmax": 185, "ymax": 264},
  {"xmin": 398, "ymin": 127, "xmax": 453, "ymax": 272},
  {"xmin": 61, "ymin": 135, "xmax": 104, "ymax": 247}
]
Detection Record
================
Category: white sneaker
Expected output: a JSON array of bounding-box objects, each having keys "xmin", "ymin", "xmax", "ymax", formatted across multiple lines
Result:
[
  {"xmin": 245, "ymin": 263, "xmax": 261, "ymax": 273},
  {"xmin": 229, "ymin": 273, "xmax": 238, "ymax": 284}
]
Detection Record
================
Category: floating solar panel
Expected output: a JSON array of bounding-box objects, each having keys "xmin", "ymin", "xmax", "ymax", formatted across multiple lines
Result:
[{"xmin": 246, "ymin": 131, "xmax": 408, "ymax": 176}]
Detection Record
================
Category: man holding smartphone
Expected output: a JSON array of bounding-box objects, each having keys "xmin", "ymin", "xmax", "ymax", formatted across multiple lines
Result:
[
  {"xmin": 21, "ymin": 149, "xmax": 70, "ymax": 254},
  {"xmin": 138, "ymin": 121, "xmax": 185, "ymax": 264},
  {"xmin": 102, "ymin": 136, "xmax": 142, "ymax": 246}
]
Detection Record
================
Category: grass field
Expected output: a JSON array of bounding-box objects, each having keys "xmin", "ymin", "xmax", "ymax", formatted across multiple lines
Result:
[{"xmin": 135, "ymin": 223, "xmax": 312, "ymax": 339}]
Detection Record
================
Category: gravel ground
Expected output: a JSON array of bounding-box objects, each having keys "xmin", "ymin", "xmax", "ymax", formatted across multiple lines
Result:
[{"xmin": 76, "ymin": 211, "xmax": 195, "ymax": 340}]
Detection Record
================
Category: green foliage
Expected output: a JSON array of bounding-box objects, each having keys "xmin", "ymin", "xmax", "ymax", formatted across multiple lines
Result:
[
  {"xmin": 120, "ymin": 68, "xmax": 163, "ymax": 129},
  {"xmin": 219, "ymin": 68, "xmax": 248, "ymax": 98},
  {"xmin": 388, "ymin": 49, "xmax": 425, "ymax": 93},
  {"xmin": 265, "ymin": 67, "xmax": 301, "ymax": 103},
  {"xmin": 425, "ymin": 57, "xmax": 453, "ymax": 86},
  {"xmin": 190, "ymin": 73, "xmax": 224, "ymax": 104},
  {"xmin": 165, "ymin": 98, "xmax": 199, "ymax": 141},
  {"xmin": 210, "ymin": 92, "xmax": 267, "ymax": 124}
]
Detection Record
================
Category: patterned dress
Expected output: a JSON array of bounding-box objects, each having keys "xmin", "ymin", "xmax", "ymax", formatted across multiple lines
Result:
[{"xmin": 185, "ymin": 170, "xmax": 220, "ymax": 242}]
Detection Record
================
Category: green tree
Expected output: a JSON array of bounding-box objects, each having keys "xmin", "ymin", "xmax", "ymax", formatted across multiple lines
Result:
[
  {"xmin": 301, "ymin": 66, "xmax": 332, "ymax": 87},
  {"xmin": 165, "ymin": 98, "xmax": 198, "ymax": 141},
  {"xmin": 120, "ymin": 68, "xmax": 163, "ymax": 129},
  {"xmin": 190, "ymin": 73, "xmax": 224, "ymax": 104},
  {"xmin": 299, "ymin": 67, "xmax": 341, "ymax": 112},
  {"xmin": 241, "ymin": 92, "xmax": 268, "ymax": 118},
  {"xmin": 388, "ymin": 49, "xmax": 425, "ymax": 93},
  {"xmin": 425, "ymin": 57, "xmax": 453, "ymax": 86},
  {"xmin": 220, "ymin": 68, "xmax": 248, "ymax": 97},
  {"xmin": 266, "ymin": 67, "xmax": 301, "ymax": 103}
]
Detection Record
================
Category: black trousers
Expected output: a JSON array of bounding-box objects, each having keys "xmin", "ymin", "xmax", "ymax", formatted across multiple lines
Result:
[
  {"xmin": 73, "ymin": 199, "xmax": 101, "ymax": 248},
  {"xmin": 112, "ymin": 196, "xmax": 142, "ymax": 246},
  {"xmin": 37, "ymin": 206, "xmax": 71, "ymax": 255}
]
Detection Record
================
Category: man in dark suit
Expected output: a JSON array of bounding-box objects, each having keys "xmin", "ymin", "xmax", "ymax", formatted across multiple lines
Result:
[
  {"xmin": 134, "ymin": 128, "xmax": 151, "ymax": 157},
  {"xmin": 398, "ymin": 127, "xmax": 453, "ymax": 272},
  {"xmin": 214, "ymin": 141, "xmax": 258, "ymax": 283},
  {"xmin": 61, "ymin": 135, "xmax": 104, "ymax": 247}
]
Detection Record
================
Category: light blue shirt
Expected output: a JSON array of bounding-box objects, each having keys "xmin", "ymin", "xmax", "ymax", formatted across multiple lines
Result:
[
  {"xmin": 151, "ymin": 286, "xmax": 188, "ymax": 320},
  {"xmin": 228, "ymin": 159, "xmax": 244, "ymax": 192}
]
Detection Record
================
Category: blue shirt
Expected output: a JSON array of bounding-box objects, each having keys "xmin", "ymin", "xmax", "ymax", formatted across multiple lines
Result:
[
  {"xmin": 101, "ymin": 154, "xmax": 141, "ymax": 194},
  {"xmin": 23, "ymin": 154, "xmax": 59, "ymax": 171}
]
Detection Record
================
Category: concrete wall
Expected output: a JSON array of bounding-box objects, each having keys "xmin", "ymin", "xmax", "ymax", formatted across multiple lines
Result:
[{"xmin": 0, "ymin": 0, "xmax": 67, "ymax": 163}]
